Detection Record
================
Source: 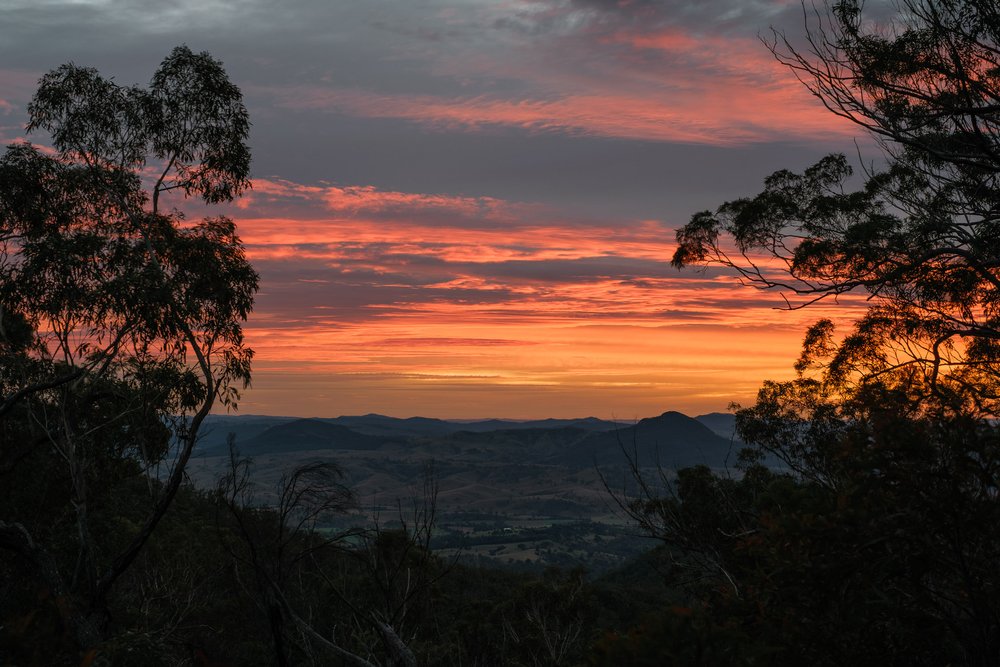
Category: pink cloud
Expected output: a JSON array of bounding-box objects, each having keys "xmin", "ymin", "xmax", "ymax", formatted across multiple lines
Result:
[
  {"xmin": 272, "ymin": 86, "xmax": 848, "ymax": 145},
  {"xmin": 234, "ymin": 178, "xmax": 535, "ymax": 226},
  {"xmin": 259, "ymin": 24, "xmax": 857, "ymax": 146},
  {"xmin": 232, "ymin": 196, "xmax": 869, "ymax": 418}
]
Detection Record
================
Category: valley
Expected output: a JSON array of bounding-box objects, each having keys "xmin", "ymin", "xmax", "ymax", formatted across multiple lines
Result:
[{"xmin": 185, "ymin": 410, "xmax": 743, "ymax": 572}]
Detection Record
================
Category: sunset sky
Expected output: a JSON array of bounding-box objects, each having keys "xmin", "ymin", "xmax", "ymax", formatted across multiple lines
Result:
[{"xmin": 1, "ymin": 0, "xmax": 873, "ymax": 419}]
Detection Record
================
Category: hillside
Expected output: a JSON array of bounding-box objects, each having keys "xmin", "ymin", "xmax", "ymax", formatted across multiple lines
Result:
[
  {"xmin": 556, "ymin": 411, "xmax": 740, "ymax": 469},
  {"xmin": 185, "ymin": 409, "xmax": 752, "ymax": 571},
  {"xmin": 237, "ymin": 418, "xmax": 389, "ymax": 456}
]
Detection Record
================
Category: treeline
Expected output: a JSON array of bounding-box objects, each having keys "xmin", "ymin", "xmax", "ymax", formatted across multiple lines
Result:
[
  {"xmin": 6, "ymin": 423, "xmax": 1000, "ymax": 665},
  {"xmin": 650, "ymin": 0, "xmax": 1000, "ymax": 663},
  {"xmin": 0, "ymin": 474, "xmax": 671, "ymax": 665}
]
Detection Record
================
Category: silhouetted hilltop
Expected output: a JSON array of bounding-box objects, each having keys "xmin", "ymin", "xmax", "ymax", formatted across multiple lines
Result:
[
  {"xmin": 426, "ymin": 426, "xmax": 595, "ymax": 463},
  {"xmin": 326, "ymin": 414, "xmax": 458, "ymax": 437},
  {"xmin": 238, "ymin": 418, "xmax": 386, "ymax": 456},
  {"xmin": 557, "ymin": 411, "xmax": 738, "ymax": 469},
  {"xmin": 433, "ymin": 417, "xmax": 624, "ymax": 433},
  {"xmin": 522, "ymin": 417, "xmax": 625, "ymax": 432},
  {"xmin": 199, "ymin": 413, "xmax": 627, "ymax": 448},
  {"xmin": 195, "ymin": 411, "xmax": 739, "ymax": 469},
  {"xmin": 195, "ymin": 415, "xmax": 298, "ymax": 454},
  {"xmin": 184, "ymin": 409, "xmax": 756, "ymax": 542}
]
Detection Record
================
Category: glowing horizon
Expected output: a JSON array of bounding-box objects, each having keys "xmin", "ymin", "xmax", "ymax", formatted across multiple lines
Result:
[
  {"xmin": 214, "ymin": 178, "xmax": 867, "ymax": 419},
  {"xmin": 1, "ymin": 0, "xmax": 873, "ymax": 419}
]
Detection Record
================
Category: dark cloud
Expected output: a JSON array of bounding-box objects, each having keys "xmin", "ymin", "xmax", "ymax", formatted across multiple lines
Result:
[
  {"xmin": 251, "ymin": 280, "xmax": 523, "ymax": 325},
  {"xmin": 447, "ymin": 255, "xmax": 678, "ymax": 282}
]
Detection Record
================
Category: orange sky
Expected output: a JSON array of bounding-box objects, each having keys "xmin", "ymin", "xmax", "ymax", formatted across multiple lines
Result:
[
  {"xmin": 2, "ymin": 0, "xmax": 871, "ymax": 419},
  {"xmin": 217, "ymin": 4, "xmax": 864, "ymax": 419},
  {"xmin": 215, "ymin": 173, "xmax": 866, "ymax": 419}
]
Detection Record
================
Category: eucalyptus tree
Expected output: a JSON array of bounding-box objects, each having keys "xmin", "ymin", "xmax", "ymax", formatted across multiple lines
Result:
[
  {"xmin": 637, "ymin": 2, "xmax": 1000, "ymax": 663},
  {"xmin": 674, "ymin": 0, "xmax": 1000, "ymax": 415},
  {"xmin": 0, "ymin": 46, "xmax": 257, "ymax": 652}
]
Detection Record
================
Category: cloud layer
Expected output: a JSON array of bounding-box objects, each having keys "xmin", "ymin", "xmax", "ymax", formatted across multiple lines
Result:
[
  {"xmin": 212, "ymin": 179, "xmax": 867, "ymax": 417},
  {"xmin": 0, "ymin": 0, "xmax": 874, "ymax": 417}
]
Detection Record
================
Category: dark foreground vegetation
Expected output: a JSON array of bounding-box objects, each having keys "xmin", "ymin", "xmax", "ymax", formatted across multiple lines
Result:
[
  {"xmin": 6, "ymin": 0, "xmax": 1000, "ymax": 664},
  {"xmin": 0, "ymin": 471, "xmax": 674, "ymax": 666}
]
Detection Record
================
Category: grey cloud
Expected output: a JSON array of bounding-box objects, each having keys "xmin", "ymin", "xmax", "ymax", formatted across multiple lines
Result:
[
  {"xmin": 1, "ymin": 0, "xmax": 856, "ymax": 322},
  {"xmin": 448, "ymin": 255, "xmax": 678, "ymax": 282},
  {"xmin": 494, "ymin": 0, "xmax": 804, "ymax": 37},
  {"xmin": 252, "ymin": 279, "xmax": 522, "ymax": 323},
  {"xmin": 266, "ymin": 249, "xmax": 685, "ymax": 286},
  {"xmin": 2, "ymin": 0, "xmax": 845, "ymax": 225},
  {"xmin": 0, "ymin": 0, "xmax": 502, "ymax": 92},
  {"xmin": 246, "ymin": 110, "xmax": 833, "ymax": 221},
  {"xmin": 570, "ymin": 0, "xmax": 655, "ymax": 10},
  {"xmin": 253, "ymin": 256, "xmax": 448, "ymax": 288},
  {"xmin": 672, "ymin": 295, "xmax": 795, "ymax": 310},
  {"xmin": 248, "ymin": 247, "xmax": 745, "ymax": 325}
]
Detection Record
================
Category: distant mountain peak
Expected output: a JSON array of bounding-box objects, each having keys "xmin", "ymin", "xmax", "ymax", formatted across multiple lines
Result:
[{"xmin": 236, "ymin": 418, "xmax": 385, "ymax": 456}]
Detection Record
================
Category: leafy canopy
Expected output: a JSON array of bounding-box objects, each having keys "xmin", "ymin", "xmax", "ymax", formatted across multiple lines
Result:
[
  {"xmin": 673, "ymin": 0, "xmax": 1000, "ymax": 417},
  {"xmin": 646, "ymin": 3, "xmax": 1000, "ymax": 663},
  {"xmin": 0, "ymin": 45, "xmax": 258, "ymax": 652}
]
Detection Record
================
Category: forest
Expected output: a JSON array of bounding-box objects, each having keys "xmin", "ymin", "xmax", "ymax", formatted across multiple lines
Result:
[{"xmin": 4, "ymin": 0, "xmax": 1000, "ymax": 664}]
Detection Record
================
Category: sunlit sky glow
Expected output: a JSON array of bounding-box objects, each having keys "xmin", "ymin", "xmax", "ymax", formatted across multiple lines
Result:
[{"xmin": 2, "ymin": 0, "xmax": 874, "ymax": 418}]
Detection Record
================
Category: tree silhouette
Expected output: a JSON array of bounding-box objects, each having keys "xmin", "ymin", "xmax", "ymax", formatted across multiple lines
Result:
[
  {"xmin": 0, "ymin": 46, "xmax": 257, "ymax": 654},
  {"xmin": 628, "ymin": 2, "xmax": 1000, "ymax": 664},
  {"xmin": 674, "ymin": 0, "xmax": 1000, "ymax": 415}
]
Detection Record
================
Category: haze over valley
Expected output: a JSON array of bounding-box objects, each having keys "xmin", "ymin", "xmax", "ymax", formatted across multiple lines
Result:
[{"xmin": 187, "ymin": 409, "xmax": 742, "ymax": 571}]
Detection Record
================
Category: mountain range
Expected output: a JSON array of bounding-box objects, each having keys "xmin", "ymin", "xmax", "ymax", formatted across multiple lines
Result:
[
  {"xmin": 194, "ymin": 411, "xmax": 741, "ymax": 467},
  {"xmin": 186, "ymin": 410, "xmax": 747, "ymax": 515},
  {"xmin": 179, "ymin": 410, "xmax": 753, "ymax": 572}
]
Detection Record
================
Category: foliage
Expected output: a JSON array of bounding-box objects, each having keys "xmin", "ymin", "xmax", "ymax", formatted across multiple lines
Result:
[
  {"xmin": 589, "ymin": 606, "xmax": 767, "ymax": 667},
  {"xmin": 623, "ymin": 399, "xmax": 1000, "ymax": 664},
  {"xmin": 0, "ymin": 46, "xmax": 257, "ymax": 658},
  {"xmin": 646, "ymin": 2, "xmax": 1000, "ymax": 665},
  {"xmin": 673, "ymin": 0, "xmax": 1000, "ymax": 415}
]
